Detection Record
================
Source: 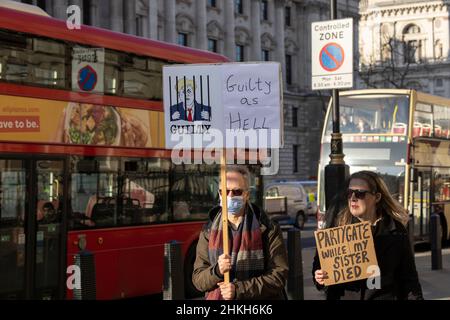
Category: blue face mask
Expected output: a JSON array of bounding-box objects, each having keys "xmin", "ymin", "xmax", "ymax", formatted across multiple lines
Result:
[{"xmin": 220, "ymin": 196, "xmax": 245, "ymax": 215}]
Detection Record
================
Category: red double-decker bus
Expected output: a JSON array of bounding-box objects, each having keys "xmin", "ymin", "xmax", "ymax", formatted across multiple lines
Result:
[{"xmin": 0, "ymin": 4, "xmax": 263, "ymax": 299}]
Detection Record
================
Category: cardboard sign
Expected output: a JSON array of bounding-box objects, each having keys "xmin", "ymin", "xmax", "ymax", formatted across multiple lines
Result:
[
  {"xmin": 314, "ymin": 221, "xmax": 378, "ymax": 286},
  {"xmin": 163, "ymin": 62, "xmax": 282, "ymax": 150}
]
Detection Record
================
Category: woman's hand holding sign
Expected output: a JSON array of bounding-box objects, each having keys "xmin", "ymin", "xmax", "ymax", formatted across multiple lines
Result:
[{"xmin": 314, "ymin": 269, "xmax": 329, "ymax": 286}]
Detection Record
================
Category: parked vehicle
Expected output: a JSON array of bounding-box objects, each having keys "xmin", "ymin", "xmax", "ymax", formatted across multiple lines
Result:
[
  {"xmin": 298, "ymin": 180, "xmax": 318, "ymax": 216},
  {"xmin": 264, "ymin": 182, "xmax": 309, "ymax": 229}
]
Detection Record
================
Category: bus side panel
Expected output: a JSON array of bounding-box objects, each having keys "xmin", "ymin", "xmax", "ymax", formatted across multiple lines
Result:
[
  {"xmin": 66, "ymin": 222, "xmax": 203, "ymax": 299},
  {"xmin": 95, "ymin": 251, "xmax": 121, "ymax": 299}
]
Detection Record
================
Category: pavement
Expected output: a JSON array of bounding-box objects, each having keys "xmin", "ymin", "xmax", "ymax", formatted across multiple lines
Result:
[
  {"xmin": 284, "ymin": 220, "xmax": 450, "ymax": 300},
  {"xmin": 413, "ymin": 249, "xmax": 450, "ymax": 300}
]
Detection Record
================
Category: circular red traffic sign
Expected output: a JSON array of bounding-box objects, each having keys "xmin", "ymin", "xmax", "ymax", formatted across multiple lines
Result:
[
  {"xmin": 78, "ymin": 65, "xmax": 98, "ymax": 91},
  {"xmin": 319, "ymin": 43, "xmax": 345, "ymax": 72}
]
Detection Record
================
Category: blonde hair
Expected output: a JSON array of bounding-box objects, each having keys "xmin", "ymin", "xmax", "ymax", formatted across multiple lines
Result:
[
  {"xmin": 175, "ymin": 78, "xmax": 195, "ymax": 93},
  {"xmin": 336, "ymin": 171, "xmax": 409, "ymax": 227}
]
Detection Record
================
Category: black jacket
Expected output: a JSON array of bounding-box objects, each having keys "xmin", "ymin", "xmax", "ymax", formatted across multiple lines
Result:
[{"xmin": 313, "ymin": 214, "xmax": 424, "ymax": 300}]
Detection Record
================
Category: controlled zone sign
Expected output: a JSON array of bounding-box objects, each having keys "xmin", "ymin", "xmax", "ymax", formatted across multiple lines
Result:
[{"xmin": 312, "ymin": 18, "xmax": 353, "ymax": 90}]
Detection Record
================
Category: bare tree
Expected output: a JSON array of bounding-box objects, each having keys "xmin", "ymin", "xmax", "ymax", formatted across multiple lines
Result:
[{"xmin": 359, "ymin": 33, "xmax": 428, "ymax": 89}]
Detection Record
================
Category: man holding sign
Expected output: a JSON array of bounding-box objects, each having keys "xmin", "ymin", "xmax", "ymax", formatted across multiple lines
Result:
[
  {"xmin": 192, "ymin": 165, "xmax": 288, "ymax": 300},
  {"xmin": 313, "ymin": 171, "xmax": 423, "ymax": 300}
]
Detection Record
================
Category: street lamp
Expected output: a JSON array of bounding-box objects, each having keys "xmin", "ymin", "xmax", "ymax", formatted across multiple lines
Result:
[{"xmin": 324, "ymin": 0, "xmax": 349, "ymax": 220}]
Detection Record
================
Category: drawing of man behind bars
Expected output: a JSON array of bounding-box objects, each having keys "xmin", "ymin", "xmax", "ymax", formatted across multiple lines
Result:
[{"xmin": 170, "ymin": 77, "xmax": 211, "ymax": 122}]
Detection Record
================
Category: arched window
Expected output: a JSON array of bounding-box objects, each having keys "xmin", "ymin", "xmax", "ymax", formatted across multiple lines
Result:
[
  {"xmin": 207, "ymin": 21, "xmax": 224, "ymax": 53},
  {"xmin": 403, "ymin": 24, "xmax": 422, "ymax": 64},
  {"xmin": 404, "ymin": 24, "xmax": 420, "ymax": 34},
  {"xmin": 176, "ymin": 14, "xmax": 195, "ymax": 47},
  {"xmin": 285, "ymin": 38, "xmax": 298, "ymax": 86},
  {"xmin": 435, "ymin": 40, "xmax": 443, "ymax": 59},
  {"xmin": 235, "ymin": 27, "xmax": 251, "ymax": 62},
  {"xmin": 261, "ymin": 33, "xmax": 276, "ymax": 61}
]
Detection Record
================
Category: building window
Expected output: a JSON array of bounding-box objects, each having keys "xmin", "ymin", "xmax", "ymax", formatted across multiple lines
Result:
[
  {"xmin": 235, "ymin": 0, "xmax": 243, "ymax": 14},
  {"xmin": 435, "ymin": 40, "xmax": 443, "ymax": 59},
  {"xmin": 261, "ymin": 49, "xmax": 270, "ymax": 61},
  {"xmin": 292, "ymin": 107, "xmax": 298, "ymax": 127},
  {"xmin": 293, "ymin": 145, "xmax": 298, "ymax": 173},
  {"xmin": 37, "ymin": 0, "xmax": 46, "ymax": 11},
  {"xmin": 285, "ymin": 6, "xmax": 291, "ymax": 26},
  {"xmin": 403, "ymin": 24, "xmax": 421, "ymax": 64},
  {"xmin": 83, "ymin": 0, "xmax": 91, "ymax": 25},
  {"xmin": 436, "ymin": 78, "xmax": 443, "ymax": 87},
  {"xmin": 286, "ymin": 54, "xmax": 292, "ymax": 85},
  {"xmin": 405, "ymin": 40, "xmax": 420, "ymax": 64},
  {"xmin": 178, "ymin": 33, "xmax": 188, "ymax": 46},
  {"xmin": 405, "ymin": 24, "xmax": 420, "ymax": 34},
  {"xmin": 208, "ymin": 39, "xmax": 218, "ymax": 53},
  {"xmin": 208, "ymin": 0, "xmax": 217, "ymax": 7},
  {"xmin": 261, "ymin": 0, "xmax": 269, "ymax": 20},
  {"xmin": 236, "ymin": 45, "xmax": 244, "ymax": 62},
  {"xmin": 136, "ymin": 16, "xmax": 143, "ymax": 37}
]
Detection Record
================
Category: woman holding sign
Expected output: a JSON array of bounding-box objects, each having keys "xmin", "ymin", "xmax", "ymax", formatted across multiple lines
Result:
[
  {"xmin": 192, "ymin": 165, "xmax": 288, "ymax": 300},
  {"xmin": 313, "ymin": 171, "xmax": 423, "ymax": 300}
]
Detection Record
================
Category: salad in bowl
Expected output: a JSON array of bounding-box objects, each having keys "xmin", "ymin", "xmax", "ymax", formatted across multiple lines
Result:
[{"xmin": 64, "ymin": 103, "xmax": 121, "ymax": 146}]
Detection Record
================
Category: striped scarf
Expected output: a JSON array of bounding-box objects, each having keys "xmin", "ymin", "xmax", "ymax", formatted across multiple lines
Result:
[{"xmin": 206, "ymin": 204, "xmax": 264, "ymax": 300}]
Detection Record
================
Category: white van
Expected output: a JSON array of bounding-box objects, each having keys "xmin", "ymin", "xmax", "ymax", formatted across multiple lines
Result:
[{"xmin": 264, "ymin": 183, "xmax": 308, "ymax": 229}]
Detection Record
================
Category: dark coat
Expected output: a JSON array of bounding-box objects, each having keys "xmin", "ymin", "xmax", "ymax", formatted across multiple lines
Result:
[
  {"xmin": 170, "ymin": 101, "xmax": 211, "ymax": 121},
  {"xmin": 192, "ymin": 203, "xmax": 289, "ymax": 300},
  {"xmin": 313, "ymin": 214, "xmax": 424, "ymax": 300}
]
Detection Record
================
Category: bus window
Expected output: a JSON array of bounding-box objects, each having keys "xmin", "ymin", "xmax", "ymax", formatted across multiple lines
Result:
[
  {"xmin": 413, "ymin": 104, "xmax": 433, "ymax": 137},
  {"xmin": 104, "ymin": 50, "xmax": 120, "ymax": 95},
  {"xmin": 121, "ymin": 158, "xmax": 170, "ymax": 225},
  {"xmin": 434, "ymin": 168, "xmax": 450, "ymax": 202},
  {"xmin": 171, "ymin": 164, "xmax": 219, "ymax": 221},
  {"xmin": 0, "ymin": 29, "xmax": 167, "ymax": 100},
  {"xmin": 433, "ymin": 105, "xmax": 450, "ymax": 139},
  {"xmin": 36, "ymin": 160, "xmax": 64, "ymax": 224},
  {"xmin": 325, "ymin": 94, "xmax": 410, "ymax": 137},
  {"xmin": 69, "ymin": 157, "xmax": 119, "ymax": 229},
  {"xmin": 121, "ymin": 54, "xmax": 164, "ymax": 100},
  {"xmin": 0, "ymin": 159, "xmax": 26, "ymax": 298},
  {"xmin": 0, "ymin": 29, "xmax": 67, "ymax": 88},
  {"xmin": 103, "ymin": 49, "xmax": 164, "ymax": 100}
]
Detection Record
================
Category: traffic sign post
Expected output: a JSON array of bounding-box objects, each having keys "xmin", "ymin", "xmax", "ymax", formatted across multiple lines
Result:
[
  {"xmin": 312, "ymin": 1, "xmax": 350, "ymax": 217},
  {"xmin": 311, "ymin": 17, "xmax": 353, "ymax": 90}
]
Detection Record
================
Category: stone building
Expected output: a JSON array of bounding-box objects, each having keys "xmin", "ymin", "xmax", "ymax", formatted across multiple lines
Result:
[
  {"xmin": 16, "ymin": 0, "xmax": 359, "ymax": 182},
  {"xmin": 359, "ymin": 0, "xmax": 450, "ymax": 97}
]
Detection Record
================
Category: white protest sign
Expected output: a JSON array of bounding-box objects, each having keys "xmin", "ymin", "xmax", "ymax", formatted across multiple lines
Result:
[
  {"xmin": 311, "ymin": 18, "xmax": 353, "ymax": 90},
  {"xmin": 163, "ymin": 62, "xmax": 282, "ymax": 150},
  {"xmin": 72, "ymin": 47, "xmax": 105, "ymax": 93}
]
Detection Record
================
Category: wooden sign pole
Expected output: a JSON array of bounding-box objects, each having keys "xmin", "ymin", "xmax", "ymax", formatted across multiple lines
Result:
[{"xmin": 220, "ymin": 149, "xmax": 230, "ymax": 284}]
